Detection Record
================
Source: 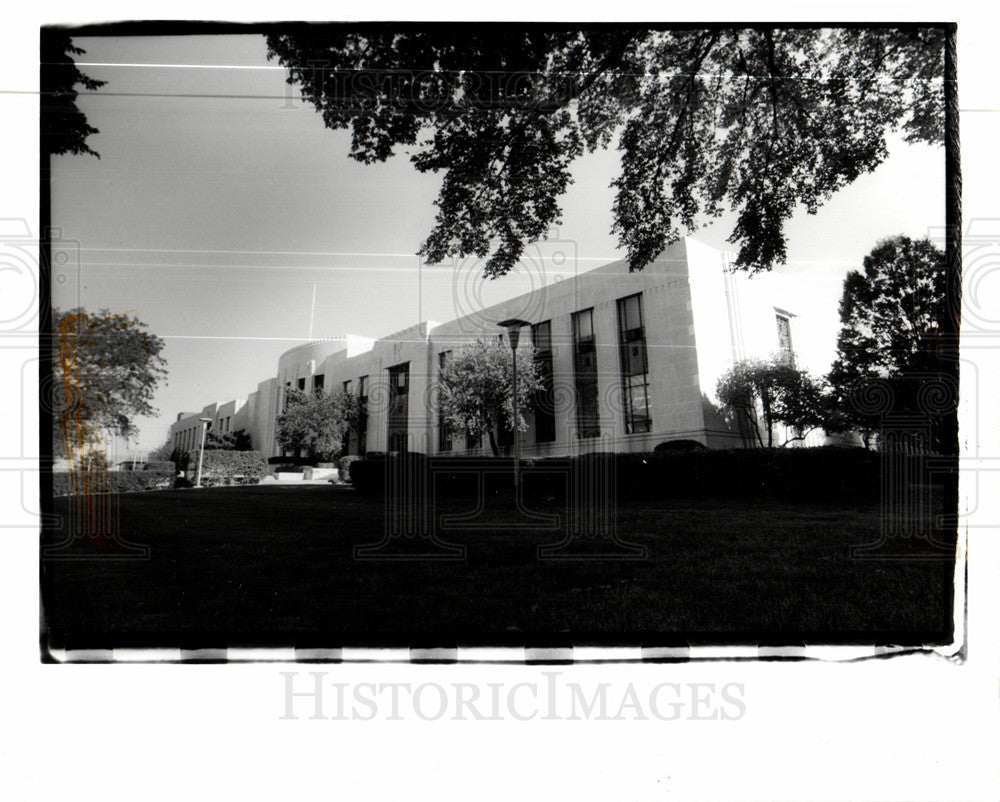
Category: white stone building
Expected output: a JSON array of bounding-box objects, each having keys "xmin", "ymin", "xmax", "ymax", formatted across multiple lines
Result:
[{"xmin": 170, "ymin": 237, "xmax": 823, "ymax": 458}]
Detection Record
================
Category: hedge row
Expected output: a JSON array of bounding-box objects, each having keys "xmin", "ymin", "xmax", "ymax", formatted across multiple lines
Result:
[
  {"xmin": 340, "ymin": 455, "xmax": 365, "ymax": 483},
  {"xmin": 197, "ymin": 450, "xmax": 267, "ymax": 486},
  {"xmin": 53, "ymin": 470, "xmax": 175, "ymax": 496},
  {"xmin": 348, "ymin": 447, "xmax": 952, "ymax": 503},
  {"xmin": 266, "ymin": 455, "xmax": 316, "ymax": 467}
]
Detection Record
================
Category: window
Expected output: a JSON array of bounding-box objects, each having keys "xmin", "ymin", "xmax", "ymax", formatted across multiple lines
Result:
[
  {"xmin": 531, "ymin": 321, "xmax": 556, "ymax": 443},
  {"xmin": 297, "ymin": 377, "xmax": 306, "ymax": 391},
  {"xmin": 776, "ymin": 314, "xmax": 793, "ymax": 362},
  {"xmin": 387, "ymin": 363, "xmax": 409, "ymax": 453},
  {"xmin": 357, "ymin": 376, "xmax": 368, "ymax": 456},
  {"xmin": 342, "ymin": 379, "xmax": 351, "ymax": 394},
  {"xmin": 617, "ymin": 293, "xmax": 652, "ymax": 434},
  {"xmin": 572, "ymin": 308, "xmax": 600, "ymax": 438},
  {"xmin": 465, "ymin": 431, "xmax": 481, "ymax": 450},
  {"xmin": 438, "ymin": 351, "xmax": 453, "ymax": 452},
  {"xmin": 313, "ymin": 374, "xmax": 325, "ymax": 392}
]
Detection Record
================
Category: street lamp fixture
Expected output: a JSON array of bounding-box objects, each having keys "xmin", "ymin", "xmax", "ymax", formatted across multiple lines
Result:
[
  {"xmin": 195, "ymin": 417, "xmax": 212, "ymax": 488},
  {"xmin": 498, "ymin": 318, "xmax": 531, "ymax": 488}
]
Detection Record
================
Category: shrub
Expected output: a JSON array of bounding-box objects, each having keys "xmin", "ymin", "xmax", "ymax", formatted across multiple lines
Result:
[
  {"xmin": 339, "ymin": 455, "xmax": 365, "ymax": 483},
  {"xmin": 348, "ymin": 447, "xmax": 945, "ymax": 504},
  {"xmin": 170, "ymin": 448, "xmax": 191, "ymax": 473},
  {"xmin": 143, "ymin": 460, "xmax": 176, "ymax": 473},
  {"xmin": 53, "ymin": 470, "xmax": 175, "ymax": 496},
  {"xmin": 653, "ymin": 439, "xmax": 708, "ymax": 453},
  {"xmin": 270, "ymin": 464, "xmax": 305, "ymax": 474},
  {"xmin": 267, "ymin": 455, "xmax": 316, "ymax": 467},
  {"xmin": 197, "ymin": 450, "xmax": 267, "ymax": 486}
]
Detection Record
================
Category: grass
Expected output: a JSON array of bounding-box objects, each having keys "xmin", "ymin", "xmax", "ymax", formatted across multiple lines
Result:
[{"xmin": 40, "ymin": 484, "xmax": 957, "ymax": 650}]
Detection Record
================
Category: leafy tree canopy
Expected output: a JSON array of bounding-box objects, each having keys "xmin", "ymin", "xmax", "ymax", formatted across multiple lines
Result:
[
  {"xmin": 826, "ymin": 235, "xmax": 951, "ymax": 448},
  {"xmin": 147, "ymin": 439, "xmax": 175, "ymax": 462},
  {"xmin": 41, "ymin": 33, "xmax": 106, "ymax": 158},
  {"xmin": 716, "ymin": 355, "xmax": 827, "ymax": 448},
  {"xmin": 266, "ymin": 26, "xmax": 943, "ymax": 276},
  {"xmin": 438, "ymin": 337, "xmax": 543, "ymax": 456},
  {"xmin": 52, "ymin": 308, "xmax": 168, "ymax": 460},
  {"xmin": 204, "ymin": 428, "xmax": 253, "ymax": 451},
  {"xmin": 275, "ymin": 388, "xmax": 358, "ymax": 461}
]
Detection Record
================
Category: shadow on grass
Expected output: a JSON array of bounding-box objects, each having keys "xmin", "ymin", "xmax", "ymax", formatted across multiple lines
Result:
[{"xmin": 41, "ymin": 484, "xmax": 957, "ymax": 650}]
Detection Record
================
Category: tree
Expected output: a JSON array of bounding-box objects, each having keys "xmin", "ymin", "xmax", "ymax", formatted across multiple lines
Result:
[
  {"xmin": 232, "ymin": 428, "xmax": 254, "ymax": 451},
  {"xmin": 203, "ymin": 428, "xmax": 252, "ymax": 450},
  {"xmin": 826, "ymin": 235, "xmax": 950, "ymax": 450},
  {"xmin": 52, "ymin": 308, "xmax": 168, "ymax": 462},
  {"xmin": 275, "ymin": 388, "xmax": 359, "ymax": 461},
  {"xmin": 716, "ymin": 356, "xmax": 827, "ymax": 448},
  {"xmin": 206, "ymin": 430, "xmax": 237, "ymax": 450},
  {"xmin": 169, "ymin": 447, "xmax": 191, "ymax": 474},
  {"xmin": 266, "ymin": 26, "xmax": 943, "ymax": 276},
  {"xmin": 147, "ymin": 440, "xmax": 175, "ymax": 462},
  {"xmin": 438, "ymin": 338, "xmax": 544, "ymax": 457},
  {"xmin": 41, "ymin": 33, "xmax": 106, "ymax": 159}
]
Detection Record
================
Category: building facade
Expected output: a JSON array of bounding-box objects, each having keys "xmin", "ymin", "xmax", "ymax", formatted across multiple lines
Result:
[{"xmin": 171, "ymin": 238, "xmax": 820, "ymax": 458}]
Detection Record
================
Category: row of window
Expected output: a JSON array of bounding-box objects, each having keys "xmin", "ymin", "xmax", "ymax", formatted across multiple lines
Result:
[
  {"xmin": 570, "ymin": 293, "xmax": 652, "ymax": 438},
  {"xmin": 437, "ymin": 292, "xmax": 652, "ymax": 448},
  {"xmin": 174, "ymin": 423, "xmax": 206, "ymax": 453},
  {"xmin": 278, "ymin": 292, "xmax": 654, "ymax": 455}
]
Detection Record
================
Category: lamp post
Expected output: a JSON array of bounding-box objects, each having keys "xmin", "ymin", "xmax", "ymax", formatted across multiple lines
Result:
[
  {"xmin": 498, "ymin": 318, "xmax": 531, "ymax": 489},
  {"xmin": 195, "ymin": 417, "xmax": 212, "ymax": 488}
]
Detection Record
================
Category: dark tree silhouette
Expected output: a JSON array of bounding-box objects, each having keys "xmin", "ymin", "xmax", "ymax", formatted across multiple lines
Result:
[
  {"xmin": 716, "ymin": 356, "xmax": 827, "ymax": 448},
  {"xmin": 41, "ymin": 32, "xmax": 105, "ymax": 159},
  {"xmin": 266, "ymin": 26, "xmax": 944, "ymax": 276},
  {"xmin": 826, "ymin": 236, "xmax": 951, "ymax": 449}
]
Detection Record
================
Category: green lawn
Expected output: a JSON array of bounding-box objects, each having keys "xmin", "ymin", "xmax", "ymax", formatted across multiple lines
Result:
[{"xmin": 41, "ymin": 484, "xmax": 956, "ymax": 650}]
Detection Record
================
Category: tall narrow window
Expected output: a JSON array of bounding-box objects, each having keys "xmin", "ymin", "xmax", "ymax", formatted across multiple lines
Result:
[
  {"xmin": 531, "ymin": 320, "xmax": 556, "ymax": 443},
  {"xmin": 617, "ymin": 293, "xmax": 652, "ymax": 434},
  {"xmin": 357, "ymin": 376, "xmax": 368, "ymax": 456},
  {"xmin": 438, "ymin": 351, "xmax": 453, "ymax": 452},
  {"xmin": 775, "ymin": 313, "xmax": 794, "ymax": 362},
  {"xmin": 387, "ymin": 363, "xmax": 410, "ymax": 454},
  {"xmin": 572, "ymin": 308, "xmax": 600, "ymax": 438},
  {"xmin": 313, "ymin": 374, "xmax": 325, "ymax": 392},
  {"xmin": 339, "ymin": 380, "xmax": 352, "ymax": 454},
  {"xmin": 297, "ymin": 377, "xmax": 306, "ymax": 391}
]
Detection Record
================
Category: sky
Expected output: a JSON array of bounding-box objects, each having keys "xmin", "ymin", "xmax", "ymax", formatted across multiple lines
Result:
[{"xmin": 50, "ymin": 32, "xmax": 946, "ymax": 452}]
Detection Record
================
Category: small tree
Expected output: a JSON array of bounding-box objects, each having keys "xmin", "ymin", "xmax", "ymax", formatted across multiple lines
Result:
[
  {"xmin": 275, "ymin": 388, "xmax": 359, "ymax": 462},
  {"xmin": 205, "ymin": 429, "xmax": 236, "ymax": 450},
  {"xmin": 169, "ymin": 447, "xmax": 191, "ymax": 474},
  {"xmin": 232, "ymin": 428, "xmax": 253, "ymax": 451},
  {"xmin": 717, "ymin": 356, "xmax": 827, "ymax": 447},
  {"xmin": 438, "ymin": 337, "xmax": 544, "ymax": 457},
  {"xmin": 147, "ymin": 440, "xmax": 174, "ymax": 462}
]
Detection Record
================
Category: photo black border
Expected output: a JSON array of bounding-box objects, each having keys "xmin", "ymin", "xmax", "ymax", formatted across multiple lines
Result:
[{"xmin": 38, "ymin": 19, "xmax": 964, "ymax": 662}]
